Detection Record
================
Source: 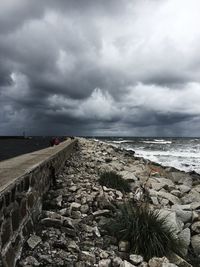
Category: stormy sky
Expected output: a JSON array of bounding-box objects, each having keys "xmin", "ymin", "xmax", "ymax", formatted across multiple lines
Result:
[{"xmin": 1, "ymin": 0, "xmax": 200, "ymax": 136}]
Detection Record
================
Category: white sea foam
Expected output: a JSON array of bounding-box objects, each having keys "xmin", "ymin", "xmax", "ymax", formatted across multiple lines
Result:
[
  {"xmin": 142, "ymin": 140, "xmax": 172, "ymax": 144},
  {"xmin": 134, "ymin": 149, "xmax": 200, "ymax": 173},
  {"xmin": 111, "ymin": 140, "xmax": 133, "ymax": 144},
  {"xmin": 95, "ymin": 137, "xmax": 200, "ymax": 174}
]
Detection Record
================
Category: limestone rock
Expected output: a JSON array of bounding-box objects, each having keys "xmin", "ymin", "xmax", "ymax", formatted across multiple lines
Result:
[
  {"xmin": 171, "ymin": 205, "xmax": 192, "ymax": 223},
  {"xmin": 112, "ymin": 257, "xmax": 123, "ymax": 266},
  {"xmin": 123, "ymin": 260, "xmax": 136, "ymax": 267},
  {"xmin": 98, "ymin": 259, "xmax": 112, "ymax": 267},
  {"xmin": 157, "ymin": 191, "xmax": 181, "ymax": 205},
  {"xmin": 119, "ymin": 171, "xmax": 138, "ymax": 182},
  {"xmin": 181, "ymin": 189, "xmax": 200, "ymax": 204},
  {"xmin": 129, "ymin": 254, "xmax": 143, "ymax": 265},
  {"xmin": 191, "ymin": 234, "xmax": 200, "ymax": 255},
  {"xmin": 178, "ymin": 228, "xmax": 190, "ymax": 256},
  {"xmin": 162, "ymin": 264, "xmax": 178, "ymax": 267},
  {"xmin": 79, "ymin": 251, "xmax": 96, "ymax": 265},
  {"xmin": 158, "ymin": 209, "xmax": 183, "ymax": 234},
  {"xmin": 168, "ymin": 253, "xmax": 192, "ymax": 267},
  {"xmin": 27, "ymin": 235, "xmax": 41, "ymax": 249},
  {"xmin": 148, "ymin": 257, "xmax": 169, "ymax": 267},
  {"xmin": 100, "ymin": 251, "xmax": 109, "ymax": 259},
  {"xmin": 70, "ymin": 202, "xmax": 81, "ymax": 211},
  {"xmin": 20, "ymin": 256, "xmax": 40, "ymax": 266},
  {"xmin": 93, "ymin": 209, "xmax": 111, "ymax": 217},
  {"xmin": 191, "ymin": 221, "xmax": 200, "ymax": 233}
]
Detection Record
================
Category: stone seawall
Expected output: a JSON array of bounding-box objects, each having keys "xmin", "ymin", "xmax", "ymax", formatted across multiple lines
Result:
[{"xmin": 0, "ymin": 139, "xmax": 77, "ymax": 267}]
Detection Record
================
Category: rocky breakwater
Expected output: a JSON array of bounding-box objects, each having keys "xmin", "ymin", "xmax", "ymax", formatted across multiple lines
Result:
[{"xmin": 18, "ymin": 138, "xmax": 200, "ymax": 266}]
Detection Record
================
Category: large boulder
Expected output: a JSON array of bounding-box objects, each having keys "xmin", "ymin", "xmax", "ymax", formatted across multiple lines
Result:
[
  {"xmin": 178, "ymin": 228, "xmax": 191, "ymax": 256},
  {"xmin": 119, "ymin": 171, "xmax": 138, "ymax": 182},
  {"xmin": 181, "ymin": 189, "xmax": 200, "ymax": 204},
  {"xmin": 191, "ymin": 234, "xmax": 200, "ymax": 256},
  {"xmin": 148, "ymin": 257, "xmax": 169, "ymax": 267},
  {"xmin": 170, "ymin": 172, "xmax": 192, "ymax": 187},
  {"xmin": 158, "ymin": 209, "xmax": 183, "ymax": 234},
  {"xmin": 171, "ymin": 205, "xmax": 192, "ymax": 223},
  {"xmin": 191, "ymin": 221, "xmax": 200, "ymax": 233},
  {"xmin": 157, "ymin": 191, "xmax": 181, "ymax": 205}
]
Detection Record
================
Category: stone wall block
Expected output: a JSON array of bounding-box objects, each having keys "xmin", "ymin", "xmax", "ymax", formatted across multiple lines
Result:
[
  {"xmin": 24, "ymin": 176, "xmax": 30, "ymax": 191},
  {"xmin": 11, "ymin": 186, "xmax": 16, "ymax": 202},
  {"xmin": 4, "ymin": 192, "xmax": 11, "ymax": 207},
  {"xmin": 11, "ymin": 204, "xmax": 20, "ymax": 232},
  {"xmin": 27, "ymin": 192, "xmax": 35, "ymax": 209},
  {"xmin": 1, "ymin": 218, "xmax": 12, "ymax": 248},
  {"xmin": 20, "ymin": 198, "xmax": 27, "ymax": 219},
  {"xmin": 0, "ymin": 139, "xmax": 77, "ymax": 266}
]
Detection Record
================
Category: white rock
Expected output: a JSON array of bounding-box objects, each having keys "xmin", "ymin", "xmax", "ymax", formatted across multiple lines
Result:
[
  {"xmin": 171, "ymin": 205, "xmax": 192, "ymax": 223},
  {"xmin": 178, "ymin": 185, "xmax": 191, "ymax": 193},
  {"xmin": 123, "ymin": 260, "xmax": 136, "ymax": 267},
  {"xmin": 100, "ymin": 251, "xmax": 109, "ymax": 259},
  {"xmin": 79, "ymin": 251, "xmax": 96, "ymax": 265},
  {"xmin": 191, "ymin": 221, "xmax": 200, "ymax": 233},
  {"xmin": 27, "ymin": 235, "xmax": 41, "ymax": 249},
  {"xmin": 119, "ymin": 171, "xmax": 138, "ymax": 182},
  {"xmin": 178, "ymin": 228, "xmax": 190, "ymax": 256},
  {"xmin": 158, "ymin": 209, "xmax": 183, "ymax": 234},
  {"xmin": 113, "ymin": 257, "xmax": 123, "ymax": 267},
  {"xmin": 129, "ymin": 254, "xmax": 143, "ymax": 265},
  {"xmin": 93, "ymin": 226, "xmax": 101, "ymax": 237},
  {"xmin": 98, "ymin": 259, "xmax": 112, "ymax": 267},
  {"xmin": 148, "ymin": 257, "xmax": 169, "ymax": 267},
  {"xmin": 191, "ymin": 234, "xmax": 200, "ymax": 255},
  {"xmin": 93, "ymin": 210, "xmax": 110, "ymax": 217},
  {"xmin": 157, "ymin": 191, "xmax": 181, "ymax": 205}
]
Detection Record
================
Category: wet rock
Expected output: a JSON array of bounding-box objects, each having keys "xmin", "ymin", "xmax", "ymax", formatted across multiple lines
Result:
[{"xmin": 181, "ymin": 190, "xmax": 200, "ymax": 204}]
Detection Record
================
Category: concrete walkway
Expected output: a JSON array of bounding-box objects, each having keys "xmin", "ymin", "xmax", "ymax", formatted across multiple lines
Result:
[{"xmin": 0, "ymin": 139, "xmax": 73, "ymax": 192}]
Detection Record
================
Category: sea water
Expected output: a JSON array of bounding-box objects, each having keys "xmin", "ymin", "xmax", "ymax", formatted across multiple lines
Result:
[{"xmin": 95, "ymin": 137, "xmax": 200, "ymax": 174}]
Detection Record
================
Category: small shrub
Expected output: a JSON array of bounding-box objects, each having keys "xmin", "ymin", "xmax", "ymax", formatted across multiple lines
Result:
[
  {"xmin": 105, "ymin": 202, "xmax": 184, "ymax": 261},
  {"xmin": 99, "ymin": 171, "xmax": 131, "ymax": 192}
]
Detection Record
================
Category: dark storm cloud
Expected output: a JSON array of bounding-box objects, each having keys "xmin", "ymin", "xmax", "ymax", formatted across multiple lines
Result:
[{"xmin": 0, "ymin": 0, "xmax": 200, "ymax": 136}]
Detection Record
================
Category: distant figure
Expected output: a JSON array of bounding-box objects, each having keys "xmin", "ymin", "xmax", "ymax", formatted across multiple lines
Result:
[{"xmin": 50, "ymin": 137, "xmax": 60, "ymax": 146}]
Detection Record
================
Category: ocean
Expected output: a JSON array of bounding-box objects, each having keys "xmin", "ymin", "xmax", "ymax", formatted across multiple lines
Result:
[{"xmin": 94, "ymin": 137, "xmax": 200, "ymax": 174}]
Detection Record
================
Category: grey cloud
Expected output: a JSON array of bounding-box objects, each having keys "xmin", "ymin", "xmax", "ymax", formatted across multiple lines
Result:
[{"xmin": 0, "ymin": 0, "xmax": 200, "ymax": 136}]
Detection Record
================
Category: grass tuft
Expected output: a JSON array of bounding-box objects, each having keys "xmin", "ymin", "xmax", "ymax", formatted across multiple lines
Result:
[
  {"xmin": 105, "ymin": 202, "xmax": 184, "ymax": 261},
  {"xmin": 99, "ymin": 171, "xmax": 131, "ymax": 192}
]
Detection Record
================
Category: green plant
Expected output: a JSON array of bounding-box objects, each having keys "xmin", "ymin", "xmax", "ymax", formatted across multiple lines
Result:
[
  {"xmin": 99, "ymin": 171, "xmax": 131, "ymax": 192},
  {"xmin": 105, "ymin": 202, "xmax": 184, "ymax": 261}
]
